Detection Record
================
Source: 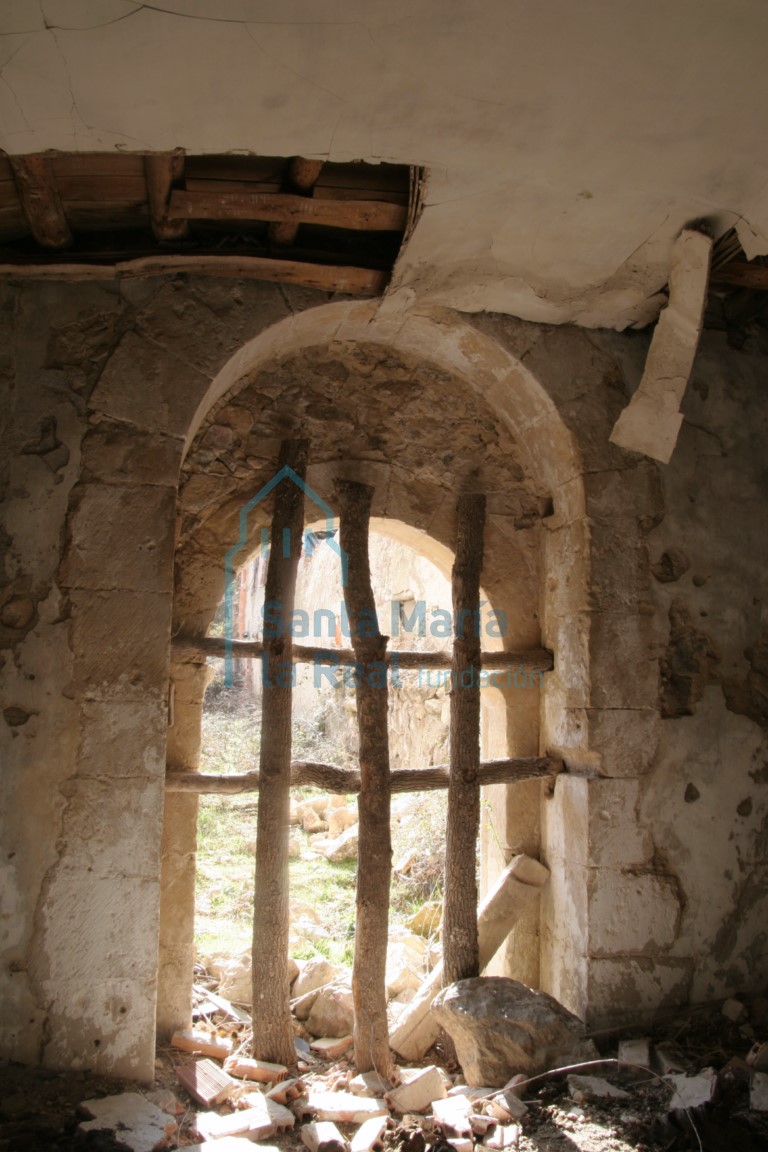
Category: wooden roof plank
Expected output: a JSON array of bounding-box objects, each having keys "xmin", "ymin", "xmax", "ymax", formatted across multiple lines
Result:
[
  {"xmin": 51, "ymin": 153, "xmax": 146, "ymax": 178},
  {"xmin": 170, "ymin": 189, "xmax": 407, "ymax": 232},
  {"xmin": 56, "ymin": 174, "xmax": 148, "ymax": 201}
]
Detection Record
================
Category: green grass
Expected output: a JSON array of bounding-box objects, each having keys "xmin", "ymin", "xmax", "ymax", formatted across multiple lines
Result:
[{"xmin": 195, "ymin": 683, "xmax": 447, "ymax": 966}]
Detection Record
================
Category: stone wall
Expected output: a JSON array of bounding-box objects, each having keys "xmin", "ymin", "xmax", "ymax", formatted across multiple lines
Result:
[
  {"xmin": 539, "ymin": 325, "xmax": 768, "ymax": 1025},
  {"xmin": 1, "ymin": 281, "xmax": 766, "ymax": 1077}
]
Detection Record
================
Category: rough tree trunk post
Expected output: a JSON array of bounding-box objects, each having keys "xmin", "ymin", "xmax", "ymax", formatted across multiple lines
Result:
[
  {"xmin": 251, "ymin": 439, "xmax": 309, "ymax": 1065},
  {"xmin": 335, "ymin": 479, "xmax": 395, "ymax": 1079},
  {"xmin": 443, "ymin": 492, "xmax": 486, "ymax": 985}
]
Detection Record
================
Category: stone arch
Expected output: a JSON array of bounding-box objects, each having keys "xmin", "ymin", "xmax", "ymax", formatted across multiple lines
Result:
[
  {"xmin": 160, "ymin": 300, "xmax": 604, "ymax": 1034},
  {"xmin": 3, "ymin": 275, "xmax": 668, "ymax": 1083}
]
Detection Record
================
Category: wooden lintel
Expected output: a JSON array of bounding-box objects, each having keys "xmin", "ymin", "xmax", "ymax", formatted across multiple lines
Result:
[
  {"xmin": 170, "ymin": 188, "xmax": 407, "ymax": 231},
  {"xmin": 711, "ymin": 261, "xmax": 768, "ymax": 291},
  {"xmin": 0, "ymin": 254, "xmax": 388, "ymax": 295},
  {"xmin": 9, "ymin": 155, "xmax": 72, "ymax": 249},
  {"xmin": 165, "ymin": 756, "xmax": 561, "ymax": 796},
  {"xmin": 144, "ymin": 151, "xmax": 189, "ymax": 241},
  {"xmin": 172, "ymin": 634, "xmax": 554, "ymax": 673}
]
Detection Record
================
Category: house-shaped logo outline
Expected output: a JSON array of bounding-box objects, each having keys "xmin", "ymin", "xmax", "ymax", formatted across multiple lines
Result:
[{"xmin": 224, "ymin": 467, "xmax": 348, "ymax": 686}]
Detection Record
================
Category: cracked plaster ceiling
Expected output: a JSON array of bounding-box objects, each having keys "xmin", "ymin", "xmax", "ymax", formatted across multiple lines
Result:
[{"xmin": 2, "ymin": 0, "xmax": 768, "ymax": 328}]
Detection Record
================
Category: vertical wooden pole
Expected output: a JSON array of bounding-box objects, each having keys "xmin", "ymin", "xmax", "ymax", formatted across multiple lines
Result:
[
  {"xmin": 443, "ymin": 493, "xmax": 486, "ymax": 985},
  {"xmin": 251, "ymin": 440, "xmax": 309, "ymax": 1065},
  {"xmin": 335, "ymin": 480, "xmax": 394, "ymax": 1078}
]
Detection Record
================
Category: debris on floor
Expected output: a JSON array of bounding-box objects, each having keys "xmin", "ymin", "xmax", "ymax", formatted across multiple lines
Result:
[
  {"xmin": 4, "ymin": 982, "xmax": 768, "ymax": 1151},
  {"xmin": 77, "ymin": 1092, "xmax": 178, "ymax": 1151}
]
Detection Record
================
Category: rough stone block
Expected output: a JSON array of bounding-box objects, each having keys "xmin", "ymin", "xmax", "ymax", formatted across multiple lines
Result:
[
  {"xmin": 665, "ymin": 1068, "xmax": 717, "ymax": 1110},
  {"xmin": 173, "ymin": 1029, "xmax": 233, "ymax": 1059},
  {"xmin": 305, "ymin": 1092, "xmax": 388, "ymax": 1123},
  {"xmin": 588, "ymin": 870, "xmax": 680, "ymax": 955},
  {"xmin": 194, "ymin": 1101, "xmax": 277, "ymax": 1142},
  {"xmin": 482, "ymin": 1123, "xmax": 520, "ymax": 1149},
  {"xmin": 350, "ymin": 1115, "xmax": 387, "ymax": 1152},
  {"xmin": 349, "ymin": 1071, "xmax": 389, "ymax": 1097},
  {"xmin": 586, "ymin": 958, "xmax": 692, "ymax": 1027},
  {"xmin": 310, "ymin": 1035, "xmax": 353, "ymax": 1060},
  {"xmin": 135, "ymin": 284, "xmax": 243, "ymax": 376},
  {"xmin": 185, "ymin": 1140, "xmax": 265, "ymax": 1152},
  {"xmin": 302, "ymin": 1120, "xmax": 348, "ymax": 1152},
  {"xmin": 588, "ymin": 521, "xmax": 651, "ymax": 613},
  {"xmin": 588, "ymin": 612, "xmax": 657, "ymax": 710},
  {"xmin": 55, "ymin": 774, "xmax": 165, "ymax": 877},
  {"xmin": 486, "ymin": 1091, "xmax": 528, "ymax": 1121},
  {"xmin": 91, "ymin": 330, "xmax": 211, "ymax": 437},
  {"xmin": 78, "ymin": 1092, "xmax": 177, "ymax": 1151},
  {"xmin": 586, "ymin": 779, "xmax": 653, "ymax": 868},
  {"xmin": 224, "ymin": 1055, "xmax": 288, "ymax": 1082},
  {"xmin": 543, "ymin": 520, "xmax": 590, "ymax": 617},
  {"xmin": 750, "ymin": 1071, "xmax": 768, "ymax": 1112},
  {"xmin": 541, "ymin": 775, "xmax": 588, "ymax": 866},
  {"xmin": 584, "ymin": 707, "xmax": 660, "ymax": 778},
  {"xmin": 69, "ymin": 589, "xmax": 172, "ymax": 701},
  {"xmin": 62, "ymin": 483, "xmax": 176, "ymax": 593},
  {"xmin": 305, "ymin": 981, "xmax": 354, "ymax": 1038},
  {"xmin": 387, "ymin": 1065, "xmax": 446, "ymax": 1114},
  {"xmin": 432, "ymin": 978, "xmax": 597, "ymax": 1086},
  {"xmin": 567, "ymin": 1075, "xmax": 629, "ymax": 1103},
  {"xmin": 77, "ymin": 700, "xmax": 167, "ymax": 779},
  {"xmin": 432, "ymin": 1094, "xmax": 473, "ymax": 1133},
  {"xmin": 618, "ymin": 1037, "xmax": 652, "ymax": 1069},
  {"xmin": 80, "ymin": 420, "xmax": 184, "ymax": 487}
]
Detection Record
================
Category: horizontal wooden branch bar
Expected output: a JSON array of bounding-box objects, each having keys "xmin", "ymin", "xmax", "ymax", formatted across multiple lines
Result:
[
  {"xmin": 165, "ymin": 756, "xmax": 560, "ymax": 796},
  {"xmin": 0, "ymin": 254, "xmax": 387, "ymax": 295},
  {"xmin": 170, "ymin": 189, "xmax": 407, "ymax": 231},
  {"xmin": 172, "ymin": 634, "xmax": 554, "ymax": 673}
]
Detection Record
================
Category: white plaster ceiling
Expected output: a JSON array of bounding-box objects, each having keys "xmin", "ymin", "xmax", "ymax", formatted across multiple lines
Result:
[{"xmin": 2, "ymin": 0, "xmax": 767, "ymax": 328}]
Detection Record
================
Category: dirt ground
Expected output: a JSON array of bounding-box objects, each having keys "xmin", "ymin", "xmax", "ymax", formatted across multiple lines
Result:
[{"xmin": 2, "ymin": 1000, "xmax": 767, "ymax": 1152}]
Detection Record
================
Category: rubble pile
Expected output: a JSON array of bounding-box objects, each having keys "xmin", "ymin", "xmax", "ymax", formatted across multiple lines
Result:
[
  {"xmin": 2, "ymin": 976, "xmax": 768, "ymax": 1149},
  {"xmin": 70, "ymin": 987, "xmax": 768, "ymax": 1151}
]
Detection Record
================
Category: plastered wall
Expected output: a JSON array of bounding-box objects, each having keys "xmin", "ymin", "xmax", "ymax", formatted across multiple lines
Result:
[{"xmin": 1, "ymin": 279, "xmax": 766, "ymax": 1077}]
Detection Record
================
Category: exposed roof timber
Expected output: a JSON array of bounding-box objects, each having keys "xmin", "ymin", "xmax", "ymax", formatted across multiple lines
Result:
[
  {"xmin": 144, "ymin": 150, "xmax": 189, "ymax": 242},
  {"xmin": 269, "ymin": 157, "xmax": 325, "ymax": 248},
  {"xmin": 169, "ymin": 188, "xmax": 408, "ymax": 230},
  {"xmin": 9, "ymin": 155, "xmax": 72, "ymax": 249},
  {"xmin": 710, "ymin": 261, "xmax": 768, "ymax": 291},
  {"xmin": 0, "ymin": 252, "xmax": 387, "ymax": 294},
  {"xmin": 0, "ymin": 151, "xmax": 414, "ymax": 293}
]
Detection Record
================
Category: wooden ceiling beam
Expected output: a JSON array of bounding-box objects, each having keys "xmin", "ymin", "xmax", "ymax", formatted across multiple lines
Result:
[
  {"xmin": 269, "ymin": 157, "xmax": 325, "ymax": 247},
  {"xmin": 0, "ymin": 252, "xmax": 388, "ymax": 295},
  {"xmin": 710, "ymin": 261, "xmax": 768, "ymax": 291},
  {"xmin": 144, "ymin": 151, "xmax": 189, "ymax": 242},
  {"xmin": 9, "ymin": 155, "xmax": 72, "ymax": 249},
  {"xmin": 169, "ymin": 188, "xmax": 407, "ymax": 231}
]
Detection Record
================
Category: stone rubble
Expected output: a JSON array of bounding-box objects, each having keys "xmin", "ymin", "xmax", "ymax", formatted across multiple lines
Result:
[
  {"xmin": 77, "ymin": 1092, "xmax": 178, "ymax": 1151},
  {"xmin": 432, "ymin": 977, "xmax": 598, "ymax": 1085},
  {"xmin": 72, "ymin": 972, "xmax": 766, "ymax": 1151},
  {"xmin": 566, "ymin": 1074, "xmax": 630, "ymax": 1103}
]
